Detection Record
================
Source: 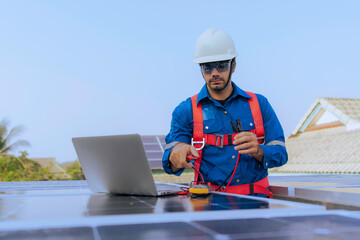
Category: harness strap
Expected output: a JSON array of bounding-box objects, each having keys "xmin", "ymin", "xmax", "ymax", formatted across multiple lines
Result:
[
  {"xmin": 211, "ymin": 176, "xmax": 273, "ymax": 198},
  {"xmin": 203, "ymin": 130, "xmax": 260, "ymax": 148},
  {"xmin": 204, "ymin": 133, "xmax": 237, "ymax": 147},
  {"xmin": 191, "ymin": 95, "xmax": 203, "ymax": 183},
  {"xmin": 245, "ymin": 91, "xmax": 264, "ymax": 144}
]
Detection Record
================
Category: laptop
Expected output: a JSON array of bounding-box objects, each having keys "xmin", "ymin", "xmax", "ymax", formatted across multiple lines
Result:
[{"xmin": 72, "ymin": 134, "xmax": 180, "ymax": 196}]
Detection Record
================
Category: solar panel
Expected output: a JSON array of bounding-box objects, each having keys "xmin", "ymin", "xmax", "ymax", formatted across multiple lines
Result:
[
  {"xmin": 0, "ymin": 227, "xmax": 94, "ymax": 240},
  {"xmin": 147, "ymin": 161, "xmax": 163, "ymax": 169},
  {"xmin": 269, "ymin": 174, "xmax": 360, "ymax": 209},
  {"xmin": 192, "ymin": 215, "xmax": 360, "ymax": 239},
  {"xmin": 3, "ymin": 217, "xmax": 360, "ymax": 240},
  {"xmin": 0, "ymin": 181, "xmax": 359, "ymax": 239},
  {"xmin": 97, "ymin": 222, "xmax": 210, "ymax": 240},
  {"xmin": 141, "ymin": 136, "xmax": 166, "ymax": 169}
]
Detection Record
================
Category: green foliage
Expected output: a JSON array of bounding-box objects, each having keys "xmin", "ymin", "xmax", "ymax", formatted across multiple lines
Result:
[
  {"xmin": 0, "ymin": 152, "xmax": 54, "ymax": 181},
  {"xmin": 0, "ymin": 119, "xmax": 30, "ymax": 154},
  {"xmin": 65, "ymin": 160, "xmax": 85, "ymax": 180}
]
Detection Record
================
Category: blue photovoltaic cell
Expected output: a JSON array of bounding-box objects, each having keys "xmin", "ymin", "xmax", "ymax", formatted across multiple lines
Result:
[
  {"xmin": 272, "ymin": 215, "xmax": 360, "ymax": 229},
  {"xmin": 145, "ymin": 152, "xmax": 163, "ymax": 159},
  {"xmin": 0, "ymin": 227, "xmax": 94, "ymax": 240},
  {"xmin": 148, "ymin": 161, "xmax": 162, "ymax": 169},
  {"xmin": 143, "ymin": 144, "xmax": 162, "ymax": 151},
  {"xmin": 141, "ymin": 136, "xmax": 162, "ymax": 143},
  {"xmin": 194, "ymin": 218, "xmax": 293, "ymax": 235},
  {"xmin": 97, "ymin": 222, "xmax": 212, "ymax": 240},
  {"xmin": 193, "ymin": 215, "xmax": 360, "ymax": 239}
]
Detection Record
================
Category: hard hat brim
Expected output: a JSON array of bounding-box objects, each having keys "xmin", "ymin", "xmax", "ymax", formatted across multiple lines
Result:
[{"xmin": 194, "ymin": 53, "xmax": 238, "ymax": 64}]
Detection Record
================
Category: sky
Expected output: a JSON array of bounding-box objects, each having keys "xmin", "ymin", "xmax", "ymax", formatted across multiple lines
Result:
[{"xmin": 1, "ymin": 1, "xmax": 359, "ymax": 163}]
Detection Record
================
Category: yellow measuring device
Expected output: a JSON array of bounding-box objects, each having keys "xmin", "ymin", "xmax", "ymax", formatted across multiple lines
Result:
[{"xmin": 189, "ymin": 184, "xmax": 212, "ymax": 195}]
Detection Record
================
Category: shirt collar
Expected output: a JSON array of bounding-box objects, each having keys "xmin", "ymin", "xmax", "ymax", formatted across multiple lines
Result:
[{"xmin": 196, "ymin": 82, "xmax": 252, "ymax": 106}]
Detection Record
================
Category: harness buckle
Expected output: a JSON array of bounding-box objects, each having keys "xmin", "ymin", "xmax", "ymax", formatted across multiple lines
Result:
[
  {"xmin": 191, "ymin": 138, "xmax": 205, "ymax": 150},
  {"xmin": 249, "ymin": 183, "xmax": 254, "ymax": 195},
  {"xmin": 215, "ymin": 134, "xmax": 224, "ymax": 148}
]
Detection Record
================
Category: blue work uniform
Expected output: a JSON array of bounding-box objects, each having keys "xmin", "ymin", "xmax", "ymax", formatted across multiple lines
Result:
[{"xmin": 162, "ymin": 82, "xmax": 287, "ymax": 187}]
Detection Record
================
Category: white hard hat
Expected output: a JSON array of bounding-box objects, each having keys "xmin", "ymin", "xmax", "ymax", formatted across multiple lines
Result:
[{"xmin": 194, "ymin": 29, "xmax": 238, "ymax": 64}]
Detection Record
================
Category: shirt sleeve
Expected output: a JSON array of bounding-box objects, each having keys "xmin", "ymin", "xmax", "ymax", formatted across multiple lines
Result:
[
  {"xmin": 162, "ymin": 99, "xmax": 193, "ymax": 175},
  {"xmin": 257, "ymin": 94, "xmax": 288, "ymax": 169}
]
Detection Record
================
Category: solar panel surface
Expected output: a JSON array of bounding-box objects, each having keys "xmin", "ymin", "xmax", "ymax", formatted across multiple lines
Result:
[
  {"xmin": 141, "ymin": 136, "xmax": 165, "ymax": 169},
  {"xmin": 0, "ymin": 181, "xmax": 359, "ymax": 239},
  {"xmin": 269, "ymin": 174, "xmax": 360, "ymax": 209}
]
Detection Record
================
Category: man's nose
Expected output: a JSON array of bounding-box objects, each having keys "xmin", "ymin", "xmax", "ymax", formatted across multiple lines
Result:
[{"xmin": 211, "ymin": 67, "xmax": 220, "ymax": 76}]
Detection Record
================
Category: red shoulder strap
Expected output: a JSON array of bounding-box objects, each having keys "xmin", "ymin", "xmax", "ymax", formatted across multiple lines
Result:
[
  {"xmin": 245, "ymin": 91, "xmax": 264, "ymax": 144},
  {"xmin": 191, "ymin": 94, "xmax": 203, "ymax": 183}
]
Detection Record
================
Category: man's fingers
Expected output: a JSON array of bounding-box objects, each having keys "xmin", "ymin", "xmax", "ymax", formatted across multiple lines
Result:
[
  {"xmin": 169, "ymin": 143, "xmax": 199, "ymax": 170},
  {"xmin": 233, "ymin": 132, "xmax": 253, "ymax": 139},
  {"xmin": 238, "ymin": 149, "xmax": 253, "ymax": 155},
  {"xmin": 234, "ymin": 142, "xmax": 254, "ymax": 151},
  {"xmin": 180, "ymin": 152, "xmax": 193, "ymax": 168},
  {"xmin": 239, "ymin": 145, "xmax": 261, "ymax": 156},
  {"xmin": 233, "ymin": 135, "xmax": 256, "ymax": 145},
  {"xmin": 233, "ymin": 132, "xmax": 244, "ymax": 140},
  {"xmin": 189, "ymin": 146, "xmax": 199, "ymax": 158},
  {"xmin": 174, "ymin": 162, "xmax": 192, "ymax": 169},
  {"xmin": 233, "ymin": 132, "xmax": 258, "ymax": 155},
  {"xmin": 184, "ymin": 162, "xmax": 193, "ymax": 169}
]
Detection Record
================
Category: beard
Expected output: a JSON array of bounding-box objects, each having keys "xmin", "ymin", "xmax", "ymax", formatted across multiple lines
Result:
[{"xmin": 207, "ymin": 77, "xmax": 230, "ymax": 92}]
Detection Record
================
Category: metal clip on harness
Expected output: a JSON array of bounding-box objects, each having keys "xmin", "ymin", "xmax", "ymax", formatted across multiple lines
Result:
[{"xmin": 191, "ymin": 137, "xmax": 205, "ymax": 150}]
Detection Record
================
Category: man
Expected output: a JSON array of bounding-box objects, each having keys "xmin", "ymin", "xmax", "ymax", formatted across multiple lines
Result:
[{"xmin": 162, "ymin": 29, "xmax": 287, "ymax": 198}]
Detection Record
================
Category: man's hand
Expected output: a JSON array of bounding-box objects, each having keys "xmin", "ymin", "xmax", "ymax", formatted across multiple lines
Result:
[
  {"xmin": 169, "ymin": 143, "xmax": 199, "ymax": 172},
  {"xmin": 233, "ymin": 132, "xmax": 264, "ymax": 163}
]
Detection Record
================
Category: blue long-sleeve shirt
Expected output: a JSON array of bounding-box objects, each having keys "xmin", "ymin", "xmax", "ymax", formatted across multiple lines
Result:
[{"xmin": 162, "ymin": 82, "xmax": 287, "ymax": 186}]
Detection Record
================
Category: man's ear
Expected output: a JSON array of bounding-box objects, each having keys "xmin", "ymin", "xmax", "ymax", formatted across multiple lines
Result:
[{"xmin": 232, "ymin": 62, "xmax": 236, "ymax": 73}]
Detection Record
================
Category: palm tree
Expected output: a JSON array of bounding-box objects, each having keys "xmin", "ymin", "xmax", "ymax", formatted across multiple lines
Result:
[{"xmin": 0, "ymin": 119, "xmax": 30, "ymax": 154}]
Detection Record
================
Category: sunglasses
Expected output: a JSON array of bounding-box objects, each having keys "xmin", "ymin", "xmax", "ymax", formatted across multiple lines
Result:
[{"xmin": 200, "ymin": 60, "xmax": 231, "ymax": 74}]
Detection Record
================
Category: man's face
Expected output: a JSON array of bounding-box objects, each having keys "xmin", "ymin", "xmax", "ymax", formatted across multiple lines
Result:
[{"xmin": 200, "ymin": 60, "xmax": 233, "ymax": 92}]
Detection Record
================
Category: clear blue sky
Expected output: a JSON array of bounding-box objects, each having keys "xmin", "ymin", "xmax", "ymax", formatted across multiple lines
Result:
[{"xmin": 1, "ymin": 1, "xmax": 359, "ymax": 163}]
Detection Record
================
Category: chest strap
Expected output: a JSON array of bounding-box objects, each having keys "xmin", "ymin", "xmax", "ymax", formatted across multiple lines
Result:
[
  {"xmin": 203, "ymin": 130, "xmax": 264, "ymax": 149},
  {"xmin": 204, "ymin": 133, "xmax": 237, "ymax": 148}
]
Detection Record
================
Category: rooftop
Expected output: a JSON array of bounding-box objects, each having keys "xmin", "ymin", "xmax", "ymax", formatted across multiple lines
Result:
[{"xmin": 272, "ymin": 97, "xmax": 360, "ymax": 174}]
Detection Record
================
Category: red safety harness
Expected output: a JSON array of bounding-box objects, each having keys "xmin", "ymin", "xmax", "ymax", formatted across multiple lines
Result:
[{"xmin": 189, "ymin": 91, "xmax": 273, "ymax": 198}]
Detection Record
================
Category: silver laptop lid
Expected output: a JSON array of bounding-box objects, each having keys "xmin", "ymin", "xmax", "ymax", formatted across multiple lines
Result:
[{"xmin": 72, "ymin": 134, "xmax": 158, "ymax": 196}]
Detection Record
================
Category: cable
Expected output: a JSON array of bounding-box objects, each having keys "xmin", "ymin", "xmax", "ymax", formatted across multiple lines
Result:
[
  {"xmin": 190, "ymin": 162, "xmax": 205, "ymax": 183},
  {"xmin": 214, "ymin": 152, "xmax": 241, "ymax": 192},
  {"xmin": 187, "ymin": 156, "xmax": 205, "ymax": 184},
  {"xmin": 215, "ymin": 118, "xmax": 242, "ymax": 192},
  {"xmin": 224, "ymin": 152, "xmax": 240, "ymax": 191}
]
